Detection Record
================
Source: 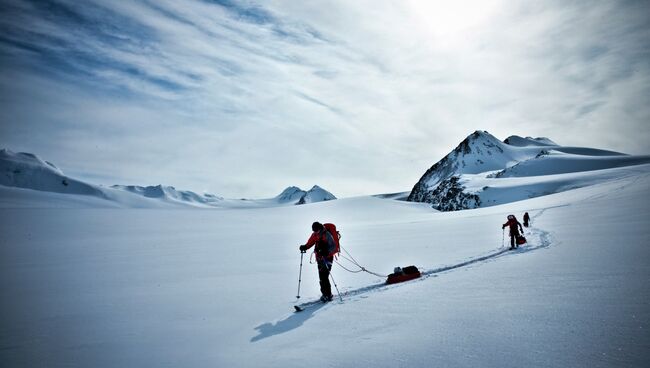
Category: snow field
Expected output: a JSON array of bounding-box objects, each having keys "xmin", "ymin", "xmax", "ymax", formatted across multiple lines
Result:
[{"xmin": 2, "ymin": 167, "xmax": 649, "ymax": 367}]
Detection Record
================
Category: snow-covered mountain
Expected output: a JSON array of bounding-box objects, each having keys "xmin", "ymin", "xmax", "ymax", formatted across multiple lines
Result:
[
  {"xmin": 0, "ymin": 149, "xmax": 336, "ymax": 208},
  {"xmin": 297, "ymin": 185, "xmax": 337, "ymax": 204},
  {"xmin": 276, "ymin": 185, "xmax": 337, "ymax": 205},
  {"xmin": 408, "ymin": 130, "xmax": 650, "ymax": 211},
  {"xmin": 275, "ymin": 186, "xmax": 306, "ymax": 203},
  {"xmin": 502, "ymin": 135, "xmax": 558, "ymax": 147},
  {"xmin": 110, "ymin": 184, "xmax": 224, "ymax": 206},
  {"xmin": 0, "ymin": 149, "xmax": 106, "ymax": 198}
]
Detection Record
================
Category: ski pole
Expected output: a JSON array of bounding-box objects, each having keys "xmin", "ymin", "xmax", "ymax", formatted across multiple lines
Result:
[
  {"xmin": 296, "ymin": 251, "xmax": 305, "ymax": 299},
  {"xmin": 502, "ymin": 228, "xmax": 505, "ymax": 248},
  {"xmin": 329, "ymin": 272, "xmax": 343, "ymax": 302}
]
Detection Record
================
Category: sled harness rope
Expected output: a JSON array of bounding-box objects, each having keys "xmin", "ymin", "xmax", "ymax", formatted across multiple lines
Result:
[{"xmin": 335, "ymin": 246, "xmax": 388, "ymax": 278}]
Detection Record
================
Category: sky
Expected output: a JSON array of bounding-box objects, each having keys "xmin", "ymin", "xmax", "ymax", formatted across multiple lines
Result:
[{"xmin": 0, "ymin": 0, "xmax": 649, "ymax": 199}]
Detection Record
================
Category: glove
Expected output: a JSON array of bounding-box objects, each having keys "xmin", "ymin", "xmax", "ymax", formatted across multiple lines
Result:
[{"xmin": 299, "ymin": 245, "xmax": 307, "ymax": 252}]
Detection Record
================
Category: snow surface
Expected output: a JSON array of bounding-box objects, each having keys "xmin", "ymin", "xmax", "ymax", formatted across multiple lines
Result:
[{"xmin": 1, "ymin": 164, "xmax": 649, "ymax": 367}]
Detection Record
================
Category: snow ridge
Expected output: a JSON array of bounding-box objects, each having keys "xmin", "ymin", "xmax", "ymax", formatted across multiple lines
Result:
[
  {"xmin": 503, "ymin": 135, "xmax": 557, "ymax": 147},
  {"xmin": 0, "ymin": 149, "xmax": 105, "ymax": 197},
  {"xmin": 111, "ymin": 184, "xmax": 224, "ymax": 205}
]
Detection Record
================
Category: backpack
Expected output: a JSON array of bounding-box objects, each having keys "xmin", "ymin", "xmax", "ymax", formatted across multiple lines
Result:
[{"xmin": 322, "ymin": 223, "xmax": 341, "ymax": 257}]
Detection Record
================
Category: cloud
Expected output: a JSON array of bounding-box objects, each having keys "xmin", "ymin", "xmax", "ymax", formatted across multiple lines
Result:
[{"xmin": 1, "ymin": 0, "xmax": 649, "ymax": 198}]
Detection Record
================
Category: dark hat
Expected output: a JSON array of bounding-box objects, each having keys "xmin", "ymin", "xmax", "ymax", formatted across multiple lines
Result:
[{"xmin": 312, "ymin": 221, "xmax": 323, "ymax": 231}]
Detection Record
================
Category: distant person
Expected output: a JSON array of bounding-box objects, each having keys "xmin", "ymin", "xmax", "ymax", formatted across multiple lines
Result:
[
  {"xmin": 502, "ymin": 214, "xmax": 524, "ymax": 249},
  {"xmin": 299, "ymin": 222, "xmax": 339, "ymax": 302},
  {"xmin": 523, "ymin": 212, "xmax": 530, "ymax": 227}
]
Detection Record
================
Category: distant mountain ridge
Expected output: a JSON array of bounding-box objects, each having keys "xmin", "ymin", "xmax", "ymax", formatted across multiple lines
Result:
[
  {"xmin": 0, "ymin": 148, "xmax": 336, "ymax": 208},
  {"xmin": 502, "ymin": 135, "xmax": 558, "ymax": 147},
  {"xmin": 407, "ymin": 130, "xmax": 650, "ymax": 211},
  {"xmin": 4, "ymin": 133, "xmax": 648, "ymax": 211},
  {"xmin": 110, "ymin": 184, "xmax": 224, "ymax": 206},
  {"xmin": 276, "ymin": 185, "xmax": 336, "ymax": 205}
]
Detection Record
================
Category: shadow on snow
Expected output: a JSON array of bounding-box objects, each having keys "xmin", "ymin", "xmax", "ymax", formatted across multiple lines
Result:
[{"xmin": 251, "ymin": 302, "xmax": 326, "ymax": 342}]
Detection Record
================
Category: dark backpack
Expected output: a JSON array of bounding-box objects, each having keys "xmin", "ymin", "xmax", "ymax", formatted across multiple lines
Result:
[{"xmin": 321, "ymin": 223, "xmax": 340, "ymax": 257}]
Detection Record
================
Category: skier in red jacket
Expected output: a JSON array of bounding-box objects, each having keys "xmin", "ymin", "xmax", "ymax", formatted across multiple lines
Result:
[
  {"xmin": 299, "ymin": 222, "xmax": 337, "ymax": 302},
  {"xmin": 502, "ymin": 214, "xmax": 524, "ymax": 249}
]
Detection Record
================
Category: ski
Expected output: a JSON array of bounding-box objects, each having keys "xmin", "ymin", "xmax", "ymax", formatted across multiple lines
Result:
[{"xmin": 293, "ymin": 297, "xmax": 333, "ymax": 312}]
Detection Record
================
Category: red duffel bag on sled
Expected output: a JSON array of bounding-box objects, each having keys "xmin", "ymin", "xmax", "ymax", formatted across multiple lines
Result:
[{"xmin": 386, "ymin": 265, "xmax": 421, "ymax": 284}]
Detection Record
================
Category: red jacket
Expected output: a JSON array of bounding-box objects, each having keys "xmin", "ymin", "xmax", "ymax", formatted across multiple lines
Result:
[
  {"xmin": 303, "ymin": 225, "xmax": 339, "ymax": 258},
  {"xmin": 502, "ymin": 218, "xmax": 523, "ymax": 236},
  {"xmin": 303, "ymin": 231, "xmax": 326, "ymax": 250}
]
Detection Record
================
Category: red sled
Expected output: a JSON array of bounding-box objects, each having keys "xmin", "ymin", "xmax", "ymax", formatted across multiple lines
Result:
[
  {"xmin": 386, "ymin": 265, "xmax": 421, "ymax": 285},
  {"xmin": 516, "ymin": 235, "xmax": 527, "ymax": 245}
]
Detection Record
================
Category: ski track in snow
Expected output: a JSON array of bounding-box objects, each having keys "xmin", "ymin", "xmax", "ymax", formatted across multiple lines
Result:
[
  {"xmin": 342, "ymin": 210, "xmax": 552, "ymax": 302},
  {"xmin": 253, "ymin": 210, "xmax": 555, "ymax": 342}
]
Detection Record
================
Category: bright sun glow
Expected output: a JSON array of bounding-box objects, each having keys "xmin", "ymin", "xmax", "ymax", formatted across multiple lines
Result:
[{"xmin": 406, "ymin": 0, "xmax": 502, "ymax": 38}]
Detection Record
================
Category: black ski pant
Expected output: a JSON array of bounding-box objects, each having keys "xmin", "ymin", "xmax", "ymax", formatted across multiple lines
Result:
[
  {"xmin": 317, "ymin": 256, "xmax": 333, "ymax": 297},
  {"xmin": 509, "ymin": 230, "xmax": 520, "ymax": 247}
]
